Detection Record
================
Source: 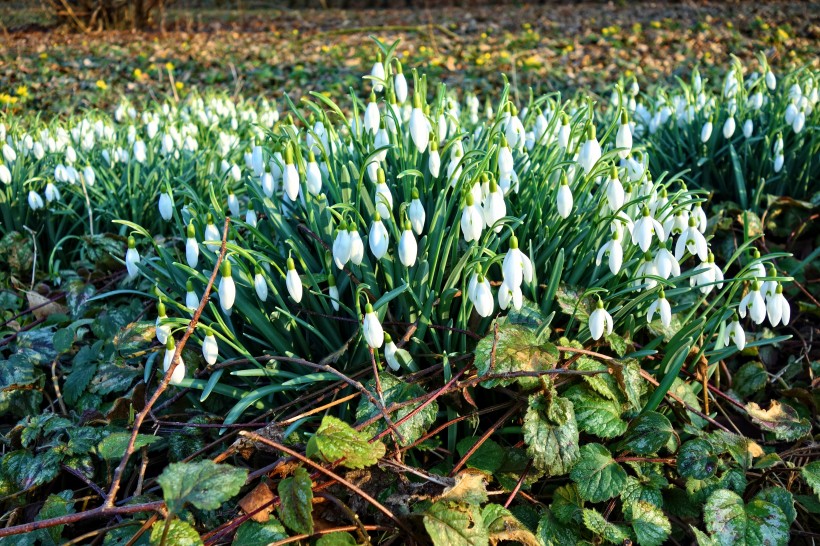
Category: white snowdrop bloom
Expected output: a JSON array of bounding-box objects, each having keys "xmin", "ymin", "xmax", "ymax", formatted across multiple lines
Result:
[
  {"xmin": 28, "ymin": 190, "xmax": 44, "ymax": 210},
  {"xmin": 691, "ymin": 204, "xmax": 708, "ymax": 233},
  {"xmin": 44, "ymin": 182, "xmax": 60, "ymax": 203},
  {"xmin": 765, "ymin": 70, "xmax": 776, "ymax": 90},
  {"xmin": 447, "ymin": 147, "xmax": 463, "ymax": 186},
  {"xmin": 82, "ymin": 165, "xmax": 95, "ymax": 186},
  {"xmin": 65, "ymin": 146, "xmax": 76, "ymax": 165},
  {"xmin": 133, "ymin": 140, "xmax": 147, "ymax": 163},
  {"xmin": 163, "ymin": 338, "xmax": 186, "ymax": 386},
  {"xmin": 502, "ymin": 236, "xmax": 534, "ymax": 288},
  {"xmin": 721, "ymin": 316, "xmax": 746, "ymax": 351},
  {"xmin": 374, "ymin": 168, "xmax": 393, "ymax": 219},
  {"xmin": 282, "ymin": 147, "xmax": 300, "ymax": 202},
  {"xmin": 251, "ymin": 145, "xmax": 265, "ymax": 176},
  {"xmin": 625, "ymin": 154, "xmax": 645, "ymax": 182},
  {"xmin": 394, "ymin": 63, "xmax": 408, "ymax": 103},
  {"xmin": 654, "ymin": 245, "xmax": 680, "ymax": 279},
  {"xmin": 204, "ymin": 215, "xmax": 221, "ymax": 250},
  {"xmin": 784, "ymin": 103, "xmax": 798, "ymax": 125},
  {"xmin": 604, "ymin": 166, "xmax": 625, "ymax": 211},
  {"xmin": 0, "ymin": 163, "xmax": 9, "ymax": 185},
  {"xmin": 261, "ymin": 172, "xmax": 275, "ymax": 197},
  {"xmin": 185, "ymin": 281, "xmax": 199, "ymax": 311},
  {"xmin": 369, "ymin": 58, "xmax": 385, "ymax": 93},
  {"xmin": 589, "ymin": 298, "xmax": 614, "ymax": 341},
  {"xmin": 700, "ymin": 121, "xmax": 713, "ymax": 143},
  {"xmin": 468, "ymin": 269, "xmax": 494, "ymax": 318},
  {"xmin": 125, "ymin": 236, "xmax": 140, "ymax": 279},
  {"xmin": 460, "ymin": 193, "xmax": 483, "ymax": 243},
  {"xmin": 227, "ymin": 191, "xmax": 240, "ymax": 217},
  {"xmin": 483, "ymin": 178, "xmax": 506, "ymax": 232},
  {"xmin": 285, "ymin": 258, "xmax": 303, "ymax": 303},
  {"xmin": 202, "ymin": 330, "xmax": 219, "ymax": 366},
  {"xmin": 498, "ymin": 138, "xmax": 514, "ymax": 176},
  {"xmin": 596, "ymin": 230, "xmax": 623, "ymax": 275},
  {"xmin": 369, "ymin": 212, "xmax": 390, "ymax": 260},
  {"xmin": 364, "ymin": 94, "xmax": 380, "ymax": 135},
  {"xmin": 349, "ymin": 226, "xmax": 365, "ymax": 266},
  {"xmin": 245, "ymin": 202, "xmax": 258, "ymax": 228},
  {"xmin": 578, "ymin": 126, "xmax": 602, "ymax": 175},
  {"xmin": 497, "ymin": 279, "xmax": 523, "ymax": 311},
  {"xmin": 749, "ymin": 249, "xmax": 766, "ymax": 278},
  {"xmin": 155, "ymin": 301, "xmax": 170, "ymax": 344},
  {"xmin": 251, "ymin": 266, "xmax": 268, "ymax": 302},
  {"xmin": 428, "ymin": 143, "xmax": 441, "ymax": 178},
  {"xmin": 748, "ymin": 92, "xmax": 764, "ymax": 111},
  {"xmin": 506, "ymin": 111, "xmax": 525, "ymax": 150},
  {"xmin": 739, "ymin": 281, "xmax": 766, "ymax": 325},
  {"xmin": 328, "ymin": 275, "xmax": 340, "ymax": 312},
  {"xmin": 2, "ymin": 143, "xmax": 17, "ymax": 163},
  {"xmin": 632, "ymin": 206, "xmax": 666, "ymax": 252},
  {"xmin": 773, "ymin": 154, "xmax": 784, "ymax": 173},
  {"xmin": 398, "ymin": 221, "xmax": 418, "ymax": 267},
  {"xmin": 793, "ymin": 110, "xmax": 805, "ymax": 133},
  {"xmin": 634, "ymin": 253, "xmax": 660, "ymax": 290},
  {"xmin": 409, "ymin": 96, "xmax": 429, "ymax": 153},
  {"xmin": 534, "ymin": 111, "xmax": 549, "ymax": 145},
  {"xmin": 766, "ymin": 283, "xmax": 790, "ymax": 326},
  {"xmin": 616, "ymin": 112, "xmax": 633, "ymax": 159},
  {"xmin": 691, "ymin": 253, "xmax": 724, "ymax": 294},
  {"xmin": 159, "ymin": 191, "xmax": 174, "ymax": 221},
  {"xmin": 185, "ymin": 223, "xmax": 199, "ymax": 269},
  {"xmin": 333, "ymin": 223, "xmax": 353, "ymax": 269},
  {"xmin": 742, "ymin": 119, "xmax": 754, "ymax": 138},
  {"xmin": 789, "ymin": 83, "xmax": 802, "ymax": 100},
  {"xmin": 663, "ymin": 209, "xmax": 689, "ymax": 238},
  {"xmin": 675, "ymin": 217, "xmax": 708, "ymax": 261},
  {"xmin": 556, "ymin": 175, "xmax": 573, "ymax": 219},
  {"xmin": 218, "ymin": 261, "xmax": 236, "ymax": 312},
  {"xmin": 362, "ymin": 304, "xmax": 384, "ymax": 348},
  {"xmin": 305, "ymin": 155, "xmax": 322, "ymax": 196},
  {"xmin": 723, "ymin": 116, "xmax": 736, "ymax": 139},
  {"xmin": 408, "ymin": 189, "xmax": 426, "ymax": 235},
  {"xmin": 647, "ymin": 290, "xmax": 672, "ymax": 326},
  {"xmin": 383, "ymin": 334, "xmax": 403, "ymax": 371},
  {"xmin": 557, "ymin": 114, "xmax": 571, "ymax": 148}
]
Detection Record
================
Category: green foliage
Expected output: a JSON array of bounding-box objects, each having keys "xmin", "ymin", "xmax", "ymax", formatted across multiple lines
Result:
[
  {"xmin": 233, "ymin": 520, "xmax": 288, "ymax": 546},
  {"xmin": 703, "ymin": 489, "xmax": 790, "ymax": 546},
  {"xmin": 149, "ymin": 519, "xmax": 203, "ymax": 546},
  {"xmin": 422, "ymin": 501, "xmax": 489, "ymax": 546},
  {"xmin": 157, "ymin": 460, "xmax": 248, "ymax": 515},
  {"xmin": 570, "ymin": 443, "xmax": 627, "ymax": 503},
  {"xmin": 522, "ymin": 393, "xmax": 580, "ymax": 475},
  {"xmin": 307, "ymin": 415, "xmax": 386, "ymax": 469},
  {"xmin": 277, "ymin": 466, "xmax": 314, "ymax": 535}
]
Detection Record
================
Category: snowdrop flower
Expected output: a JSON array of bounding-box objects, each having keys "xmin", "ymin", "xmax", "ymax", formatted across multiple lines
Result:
[
  {"xmin": 383, "ymin": 334, "xmax": 402, "ymax": 371},
  {"xmin": 647, "ymin": 290, "xmax": 672, "ymax": 326},
  {"xmin": 739, "ymin": 281, "xmax": 766, "ymax": 324},
  {"xmin": 306, "ymin": 152, "xmax": 322, "ymax": 196},
  {"xmin": 447, "ymin": 146, "xmax": 463, "ymax": 186},
  {"xmin": 460, "ymin": 193, "xmax": 483, "ymax": 243},
  {"xmin": 663, "ymin": 209, "xmax": 689, "ymax": 238},
  {"xmin": 185, "ymin": 280, "xmax": 198, "ymax": 310},
  {"xmin": 374, "ymin": 168, "xmax": 393, "ymax": 219},
  {"xmin": 578, "ymin": 125, "xmax": 602, "ymax": 175},
  {"xmin": 721, "ymin": 315, "xmax": 746, "ymax": 351},
  {"xmin": 502, "ymin": 236, "xmax": 533, "ymax": 288},
  {"xmin": 409, "ymin": 95, "xmax": 429, "ymax": 153},
  {"xmin": 362, "ymin": 304, "xmax": 384, "ymax": 348},
  {"xmin": 285, "ymin": 258, "xmax": 302, "ymax": 303},
  {"xmin": 596, "ymin": 229, "xmax": 623, "ymax": 275},
  {"xmin": 749, "ymin": 249, "xmax": 766, "ymax": 278},
  {"xmin": 28, "ymin": 190, "xmax": 44, "ymax": 210},
  {"xmin": 722, "ymin": 116, "xmax": 736, "ymax": 139},
  {"xmin": 204, "ymin": 214, "xmax": 221, "ymax": 250},
  {"xmin": 793, "ymin": 110, "xmax": 805, "ymax": 133},
  {"xmin": 700, "ymin": 120, "xmax": 713, "ymax": 143},
  {"xmin": 328, "ymin": 275, "xmax": 340, "ymax": 312},
  {"xmin": 261, "ymin": 171, "xmax": 275, "ymax": 197},
  {"xmin": 333, "ymin": 222, "xmax": 353, "ymax": 269},
  {"xmin": 654, "ymin": 244, "xmax": 680, "ymax": 279},
  {"xmin": 765, "ymin": 70, "xmax": 776, "ymax": 90},
  {"xmin": 44, "ymin": 182, "xmax": 60, "ymax": 203},
  {"xmin": 468, "ymin": 268, "xmax": 494, "ymax": 317},
  {"xmin": 283, "ymin": 146, "xmax": 300, "ymax": 202},
  {"xmin": 505, "ymin": 108, "xmax": 525, "ymax": 150},
  {"xmin": 632, "ymin": 206, "xmax": 666, "ymax": 252},
  {"xmin": 155, "ymin": 300, "xmax": 170, "ymax": 344},
  {"xmin": 394, "ymin": 61, "xmax": 408, "ymax": 103},
  {"xmin": 691, "ymin": 253, "xmax": 724, "ymax": 294},
  {"xmin": 364, "ymin": 93, "xmax": 380, "ymax": 135},
  {"xmin": 370, "ymin": 56, "xmax": 385, "ymax": 93},
  {"xmin": 227, "ymin": 190, "xmax": 240, "ymax": 217},
  {"xmin": 125, "ymin": 236, "xmax": 140, "ymax": 279},
  {"xmin": 369, "ymin": 212, "xmax": 389, "ymax": 260},
  {"xmin": 634, "ymin": 252, "xmax": 660, "ymax": 290},
  {"xmin": 254, "ymin": 266, "xmax": 268, "ymax": 302},
  {"xmin": 218, "ymin": 261, "xmax": 236, "ymax": 312},
  {"xmin": 349, "ymin": 225, "xmax": 365, "ymax": 266},
  {"xmin": 133, "ymin": 140, "xmax": 147, "ymax": 163},
  {"xmin": 742, "ymin": 119, "xmax": 753, "ymax": 138},
  {"xmin": 498, "ymin": 279, "xmax": 523, "ymax": 311},
  {"xmin": 185, "ymin": 223, "xmax": 199, "ymax": 269},
  {"xmin": 589, "ymin": 298, "xmax": 614, "ymax": 341},
  {"xmin": 784, "ymin": 103, "xmax": 798, "ymax": 125},
  {"xmin": 82, "ymin": 165, "xmax": 95, "ymax": 186},
  {"xmin": 2, "ymin": 143, "xmax": 16, "ymax": 163},
  {"xmin": 557, "ymin": 113, "xmax": 571, "ymax": 148},
  {"xmin": 398, "ymin": 221, "xmax": 417, "ymax": 267},
  {"xmin": 604, "ymin": 166, "xmax": 625, "ymax": 211},
  {"xmin": 245, "ymin": 202, "xmax": 258, "ymax": 228},
  {"xmin": 428, "ymin": 140, "xmax": 441, "ymax": 178},
  {"xmin": 482, "ymin": 178, "xmax": 506, "ymax": 232},
  {"xmin": 748, "ymin": 92, "xmax": 764, "ymax": 111},
  {"xmin": 230, "ymin": 163, "xmax": 242, "ymax": 183},
  {"xmin": 774, "ymin": 154, "xmax": 784, "ymax": 173},
  {"xmin": 163, "ymin": 338, "xmax": 186, "ymax": 385},
  {"xmin": 675, "ymin": 217, "xmax": 708, "ymax": 261},
  {"xmin": 615, "ymin": 111, "xmax": 632, "ymax": 159},
  {"xmin": 498, "ymin": 136, "xmax": 514, "ymax": 175},
  {"xmin": 766, "ymin": 283, "xmax": 790, "ymax": 326},
  {"xmin": 0, "ymin": 162, "xmax": 10, "ymax": 185},
  {"xmin": 159, "ymin": 189, "xmax": 174, "ymax": 221},
  {"xmin": 691, "ymin": 203, "xmax": 707, "ymax": 233},
  {"xmin": 408, "ymin": 188, "xmax": 425, "ymax": 235},
  {"xmin": 202, "ymin": 329, "xmax": 219, "ymax": 366}
]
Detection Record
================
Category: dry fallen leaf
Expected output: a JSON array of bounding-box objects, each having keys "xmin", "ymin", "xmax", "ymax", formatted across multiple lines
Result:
[
  {"xmin": 26, "ymin": 291, "xmax": 68, "ymax": 321},
  {"xmin": 238, "ymin": 482, "xmax": 275, "ymax": 523}
]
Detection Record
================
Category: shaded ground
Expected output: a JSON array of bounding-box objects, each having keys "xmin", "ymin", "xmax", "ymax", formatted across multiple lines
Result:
[{"xmin": 1, "ymin": 1, "xmax": 819, "ymax": 115}]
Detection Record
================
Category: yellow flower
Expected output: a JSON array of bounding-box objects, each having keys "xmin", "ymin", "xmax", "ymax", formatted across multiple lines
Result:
[
  {"xmin": 15, "ymin": 86, "xmax": 29, "ymax": 98},
  {"xmin": 292, "ymin": 28, "xmax": 299, "ymax": 36},
  {"xmin": 39, "ymin": 52, "xmax": 48, "ymax": 60},
  {"xmin": 165, "ymin": 62, "xmax": 174, "ymax": 71},
  {"xmin": 0, "ymin": 94, "xmax": 19, "ymax": 105},
  {"xmin": 776, "ymin": 28, "xmax": 789, "ymax": 40},
  {"xmin": 96, "ymin": 80, "xmax": 108, "ymax": 91},
  {"xmin": 134, "ymin": 68, "xmax": 143, "ymax": 79},
  {"xmin": 175, "ymin": 81, "xmax": 184, "ymax": 91},
  {"xmin": 149, "ymin": 63, "xmax": 157, "ymax": 71}
]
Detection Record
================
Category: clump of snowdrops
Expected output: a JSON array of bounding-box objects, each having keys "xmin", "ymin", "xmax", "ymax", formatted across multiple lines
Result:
[{"xmin": 104, "ymin": 41, "xmax": 793, "ymax": 423}]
